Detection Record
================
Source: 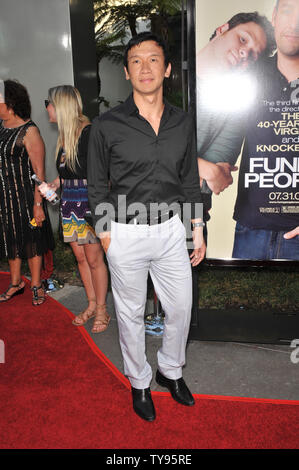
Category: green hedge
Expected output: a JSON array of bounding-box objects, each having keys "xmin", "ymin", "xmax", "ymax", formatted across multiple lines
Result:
[{"xmin": 1, "ymin": 232, "xmax": 298, "ymax": 312}]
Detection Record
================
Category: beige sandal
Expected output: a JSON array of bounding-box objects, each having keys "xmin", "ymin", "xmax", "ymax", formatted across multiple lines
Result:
[
  {"xmin": 91, "ymin": 303, "xmax": 111, "ymax": 334},
  {"xmin": 72, "ymin": 299, "xmax": 96, "ymax": 326}
]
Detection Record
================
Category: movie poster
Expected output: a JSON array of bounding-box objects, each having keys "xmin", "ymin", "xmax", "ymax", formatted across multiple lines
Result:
[{"xmin": 195, "ymin": 0, "xmax": 299, "ymax": 261}]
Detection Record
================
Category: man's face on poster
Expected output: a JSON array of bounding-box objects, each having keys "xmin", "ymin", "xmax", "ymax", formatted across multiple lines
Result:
[
  {"xmin": 273, "ymin": 0, "xmax": 299, "ymax": 57},
  {"xmin": 212, "ymin": 21, "xmax": 267, "ymax": 70}
]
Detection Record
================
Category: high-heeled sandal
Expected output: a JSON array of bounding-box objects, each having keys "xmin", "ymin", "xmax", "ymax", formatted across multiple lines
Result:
[
  {"xmin": 31, "ymin": 284, "xmax": 46, "ymax": 306},
  {"xmin": 91, "ymin": 303, "xmax": 111, "ymax": 334},
  {"xmin": 0, "ymin": 281, "xmax": 25, "ymax": 302},
  {"xmin": 72, "ymin": 299, "xmax": 96, "ymax": 326}
]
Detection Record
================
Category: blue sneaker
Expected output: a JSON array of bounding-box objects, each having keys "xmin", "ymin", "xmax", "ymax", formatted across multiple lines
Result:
[
  {"xmin": 42, "ymin": 278, "xmax": 57, "ymax": 293},
  {"xmin": 145, "ymin": 315, "xmax": 164, "ymax": 336}
]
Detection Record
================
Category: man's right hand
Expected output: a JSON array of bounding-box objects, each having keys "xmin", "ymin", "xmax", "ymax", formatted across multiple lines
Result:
[
  {"xmin": 99, "ymin": 231, "xmax": 111, "ymax": 254},
  {"xmin": 198, "ymin": 158, "xmax": 238, "ymax": 195},
  {"xmin": 206, "ymin": 162, "xmax": 238, "ymax": 195},
  {"xmin": 284, "ymin": 227, "xmax": 299, "ymax": 240}
]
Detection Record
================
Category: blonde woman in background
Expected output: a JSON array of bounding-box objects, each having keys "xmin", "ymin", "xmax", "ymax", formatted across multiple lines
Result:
[{"xmin": 43, "ymin": 85, "xmax": 110, "ymax": 333}]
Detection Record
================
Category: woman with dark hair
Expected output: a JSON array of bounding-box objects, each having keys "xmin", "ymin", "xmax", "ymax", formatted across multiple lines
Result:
[{"xmin": 0, "ymin": 79, "xmax": 54, "ymax": 306}]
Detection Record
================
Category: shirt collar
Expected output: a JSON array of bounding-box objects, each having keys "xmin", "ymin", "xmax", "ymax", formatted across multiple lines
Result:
[
  {"xmin": 124, "ymin": 92, "xmax": 173, "ymax": 118},
  {"xmin": 124, "ymin": 93, "xmax": 139, "ymax": 116},
  {"xmin": 268, "ymin": 54, "xmax": 299, "ymax": 86}
]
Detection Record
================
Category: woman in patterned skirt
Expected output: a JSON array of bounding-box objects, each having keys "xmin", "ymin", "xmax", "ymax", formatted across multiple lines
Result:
[
  {"xmin": 0, "ymin": 79, "xmax": 54, "ymax": 305},
  {"xmin": 43, "ymin": 85, "xmax": 109, "ymax": 333}
]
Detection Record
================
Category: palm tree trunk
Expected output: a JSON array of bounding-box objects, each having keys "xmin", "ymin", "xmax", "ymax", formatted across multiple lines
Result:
[{"xmin": 127, "ymin": 14, "xmax": 137, "ymax": 36}]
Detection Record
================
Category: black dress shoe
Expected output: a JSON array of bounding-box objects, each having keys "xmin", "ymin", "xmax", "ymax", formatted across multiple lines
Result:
[
  {"xmin": 131, "ymin": 387, "xmax": 156, "ymax": 421},
  {"xmin": 156, "ymin": 369, "xmax": 195, "ymax": 406}
]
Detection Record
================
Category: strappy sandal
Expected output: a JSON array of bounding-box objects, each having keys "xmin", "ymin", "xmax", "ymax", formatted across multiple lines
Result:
[
  {"xmin": 72, "ymin": 299, "xmax": 96, "ymax": 326},
  {"xmin": 0, "ymin": 281, "xmax": 25, "ymax": 302},
  {"xmin": 91, "ymin": 303, "xmax": 111, "ymax": 334},
  {"xmin": 31, "ymin": 284, "xmax": 46, "ymax": 306}
]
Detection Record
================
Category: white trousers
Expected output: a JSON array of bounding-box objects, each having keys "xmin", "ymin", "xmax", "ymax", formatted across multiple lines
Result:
[{"xmin": 106, "ymin": 215, "xmax": 192, "ymax": 389}]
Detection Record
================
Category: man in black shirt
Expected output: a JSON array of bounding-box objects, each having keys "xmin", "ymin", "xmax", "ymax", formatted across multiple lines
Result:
[{"xmin": 88, "ymin": 32, "xmax": 205, "ymax": 421}]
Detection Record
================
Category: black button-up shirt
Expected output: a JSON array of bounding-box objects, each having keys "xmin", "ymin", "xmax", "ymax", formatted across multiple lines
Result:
[{"xmin": 87, "ymin": 93, "xmax": 202, "ymax": 231}]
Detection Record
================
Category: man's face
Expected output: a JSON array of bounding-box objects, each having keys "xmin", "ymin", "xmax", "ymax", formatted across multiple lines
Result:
[
  {"xmin": 124, "ymin": 40, "xmax": 171, "ymax": 95},
  {"xmin": 272, "ymin": 0, "xmax": 299, "ymax": 57},
  {"xmin": 211, "ymin": 22, "xmax": 267, "ymax": 70}
]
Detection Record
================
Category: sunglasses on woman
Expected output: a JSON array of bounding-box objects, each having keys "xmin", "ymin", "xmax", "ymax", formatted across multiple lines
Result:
[{"xmin": 44, "ymin": 99, "xmax": 50, "ymax": 108}]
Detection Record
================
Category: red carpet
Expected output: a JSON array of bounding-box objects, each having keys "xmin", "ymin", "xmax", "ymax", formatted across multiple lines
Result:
[{"xmin": 0, "ymin": 271, "xmax": 299, "ymax": 449}]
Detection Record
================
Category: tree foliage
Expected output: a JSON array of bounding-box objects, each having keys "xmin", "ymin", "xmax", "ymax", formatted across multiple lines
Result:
[
  {"xmin": 93, "ymin": 0, "xmax": 181, "ymax": 63},
  {"xmin": 93, "ymin": 0, "xmax": 182, "ymax": 107}
]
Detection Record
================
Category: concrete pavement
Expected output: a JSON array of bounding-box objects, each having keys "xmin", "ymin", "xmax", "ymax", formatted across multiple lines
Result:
[{"xmin": 49, "ymin": 284, "xmax": 299, "ymax": 401}]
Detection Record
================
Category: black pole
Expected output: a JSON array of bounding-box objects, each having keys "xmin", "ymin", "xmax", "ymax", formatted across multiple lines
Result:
[
  {"xmin": 186, "ymin": 0, "xmax": 196, "ymax": 120},
  {"xmin": 181, "ymin": 0, "xmax": 186, "ymax": 111}
]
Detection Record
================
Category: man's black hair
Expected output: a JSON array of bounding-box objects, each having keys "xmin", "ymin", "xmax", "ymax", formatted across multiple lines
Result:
[
  {"xmin": 123, "ymin": 31, "xmax": 170, "ymax": 69},
  {"xmin": 210, "ymin": 11, "xmax": 276, "ymax": 58},
  {"xmin": 4, "ymin": 79, "xmax": 31, "ymax": 120}
]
